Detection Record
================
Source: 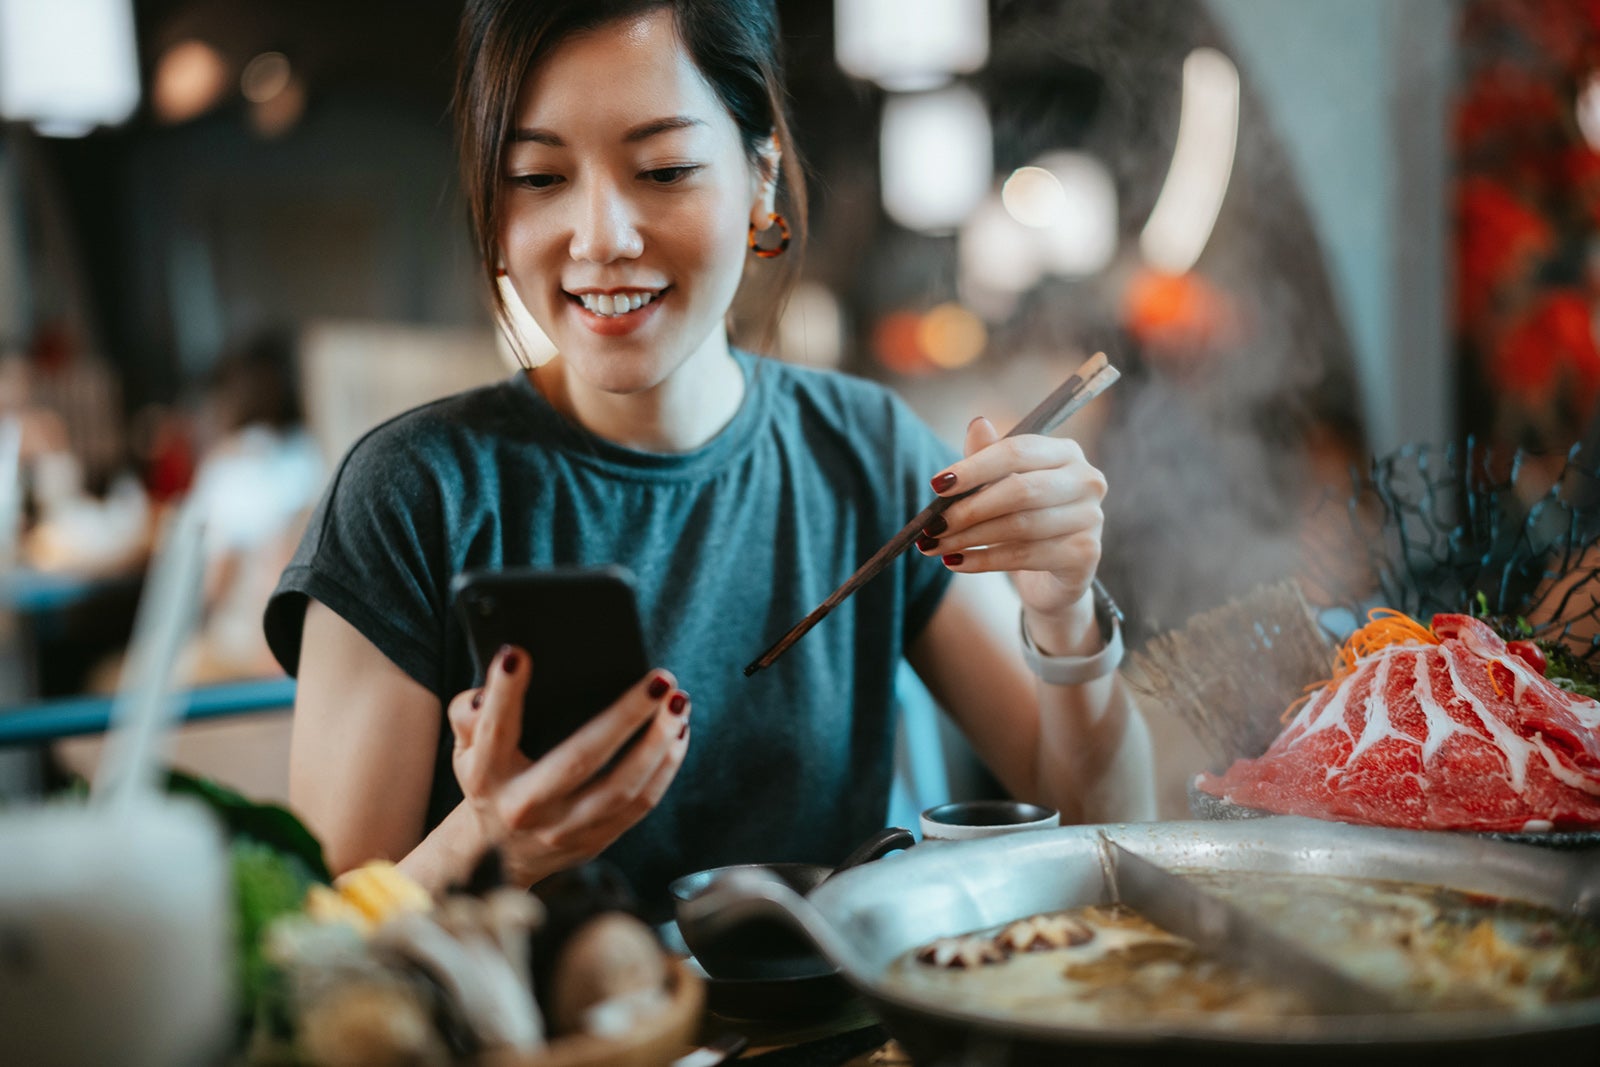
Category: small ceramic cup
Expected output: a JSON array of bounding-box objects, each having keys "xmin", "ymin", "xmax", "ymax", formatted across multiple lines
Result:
[{"xmin": 919, "ymin": 800, "xmax": 1060, "ymax": 842}]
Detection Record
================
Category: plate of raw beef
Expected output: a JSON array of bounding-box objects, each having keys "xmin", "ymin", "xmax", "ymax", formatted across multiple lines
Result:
[{"xmin": 1192, "ymin": 612, "xmax": 1600, "ymax": 848}]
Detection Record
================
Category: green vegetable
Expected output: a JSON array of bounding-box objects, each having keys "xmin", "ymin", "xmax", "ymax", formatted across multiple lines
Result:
[
  {"xmin": 165, "ymin": 771, "xmax": 331, "ymax": 883},
  {"xmin": 160, "ymin": 771, "xmax": 331, "ymax": 1038},
  {"xmin": 231, "ymin": 838, "xmax": 312, "ymax": 1023},
  {"xmin": 1539, "ymin": 642, "xmax": 1600, "ymax": 699}
]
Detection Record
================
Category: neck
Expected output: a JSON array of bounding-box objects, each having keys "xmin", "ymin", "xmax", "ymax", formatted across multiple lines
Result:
[{"xmin": 533, "ymin": 329, "xmax": 745, "ymax": 453}]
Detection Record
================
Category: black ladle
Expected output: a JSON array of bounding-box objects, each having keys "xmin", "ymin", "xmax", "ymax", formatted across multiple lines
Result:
[{"xmin": 669, "ymin": 827, "xmax": 914, "ymax": 981}]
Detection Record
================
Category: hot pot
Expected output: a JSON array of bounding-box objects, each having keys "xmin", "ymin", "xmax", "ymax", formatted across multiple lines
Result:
[{"xmin": 680, "ymin": 817, "xmax": 1600, "ymax": 1066}]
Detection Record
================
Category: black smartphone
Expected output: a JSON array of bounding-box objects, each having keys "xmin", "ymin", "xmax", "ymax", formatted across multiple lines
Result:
[{"xmin": 450, "ymin": 565, "xmax": 652, "ymax": 761}]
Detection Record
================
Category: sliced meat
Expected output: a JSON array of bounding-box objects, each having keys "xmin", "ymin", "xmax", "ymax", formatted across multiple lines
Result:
[{"xmin": 1197, "ymin": 614, "xmax": 1600, "ymax": 831}]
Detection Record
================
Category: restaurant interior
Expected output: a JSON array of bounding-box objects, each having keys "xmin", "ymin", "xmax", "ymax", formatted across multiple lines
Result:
[{"xmin": 3, "ymin": 1, "xmax": 1599, "ymax": 1065}]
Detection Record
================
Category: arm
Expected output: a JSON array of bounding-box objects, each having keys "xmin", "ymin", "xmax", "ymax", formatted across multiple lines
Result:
[
  {"xmin": 905, "ymin": 415, "xmax": 1156, "ymax": 824},
  {"xmin": 290, "ymin": 599, "xmax": 487, "ymax": 892},
  {"xmin": 908, "ymin": 573, "xmax": 1155, "ymax": 823},
  {"xmin": 290, "ymin": 598, "xmax": 693, "ymax": 895}
]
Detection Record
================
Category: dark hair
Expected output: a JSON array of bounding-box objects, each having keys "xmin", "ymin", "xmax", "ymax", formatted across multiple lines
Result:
[
  {"xmin": 453, "ymin": 0, "xmax": 807, "ymax": 356},
  {"xmin": 208, "ymin": 328, "xmax": 302, "ymax": 432}
]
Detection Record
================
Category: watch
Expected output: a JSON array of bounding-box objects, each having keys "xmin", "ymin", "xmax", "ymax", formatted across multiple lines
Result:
[{"xmin": 1019, "ymin": 579, "xmax": 1125, "ymax": 685}]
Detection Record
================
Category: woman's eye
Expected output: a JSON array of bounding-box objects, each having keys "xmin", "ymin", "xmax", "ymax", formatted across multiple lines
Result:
[
  {"xmin": 643, "ymin": 165, "xmax": 699, "ymax": 185},
  {"xmin": 511, "ymin": 173, "xmax": 562, "ymax": 190}
]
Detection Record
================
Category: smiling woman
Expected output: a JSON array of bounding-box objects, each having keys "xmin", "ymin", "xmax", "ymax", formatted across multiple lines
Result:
[
  {"xmin": 263, "ymin": 0, "xmax": 1155, "ymax": 913},
  {"xmin": 496, "ymin": 9, "xmax": 765, "ymax": 411}
]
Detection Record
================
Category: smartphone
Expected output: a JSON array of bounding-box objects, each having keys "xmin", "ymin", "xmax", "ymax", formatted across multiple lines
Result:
[{"xmin": 450, "ymin": 565, "xmax": 652, "ymax": 761}]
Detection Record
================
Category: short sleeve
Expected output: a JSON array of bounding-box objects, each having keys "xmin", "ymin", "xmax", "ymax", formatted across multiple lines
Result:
[
  {"xmin": 263, "ymin": 425, "xmax": 450, "ymax": 699},
  {"xmin": 889, "ymin": 395, "xmax": 959, "ymax": 642}
]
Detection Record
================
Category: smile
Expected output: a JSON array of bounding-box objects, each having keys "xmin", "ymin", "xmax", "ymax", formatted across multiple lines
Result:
[{"xmin": 568, "ymin": 288, "xmax": 666, "ymax": 317}]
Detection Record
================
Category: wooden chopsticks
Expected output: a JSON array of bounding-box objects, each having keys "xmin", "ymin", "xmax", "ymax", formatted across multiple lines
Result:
[{"xmin": 744, "ymin": 352, "xmax": 1121, "ymax": 676}]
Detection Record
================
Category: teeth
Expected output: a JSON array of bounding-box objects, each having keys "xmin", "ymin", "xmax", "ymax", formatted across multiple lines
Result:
[{"xmin": 577, "ymin": 290, "xmax": 659, "ymax": 317}]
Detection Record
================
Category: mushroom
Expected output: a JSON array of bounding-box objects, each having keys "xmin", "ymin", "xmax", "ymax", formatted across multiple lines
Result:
[
  {"xmin": 297, "ymin": 982, "xmax": 450, "ymax": 1067},
  {"xmin": 997, "ymin": 914, "xmax": 1095, "ymax": 953},
  {"xmin": 548, "ymin": 912, "xmax": 669, "ymax": 1035},
  {"xmin": 375, "ymin": 911, "xmax": 545, "ymax": 1053},
  {"xmin": 915, "ymin": 934, "xmax": 1009, "ymax": 969}
]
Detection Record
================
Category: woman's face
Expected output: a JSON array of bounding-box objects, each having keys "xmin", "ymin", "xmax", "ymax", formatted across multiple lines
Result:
[{"xmin": 499, "ymin": 8, "xmax": 772, "ymax": 395}]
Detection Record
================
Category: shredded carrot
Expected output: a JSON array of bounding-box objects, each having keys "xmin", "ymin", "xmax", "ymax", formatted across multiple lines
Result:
[
  {"xmin": 1487, "ymin": 661, "xmax": 1505, "ymax": 698},
  {"xmin": 1280, "ymin": 608, "xmax": 1439, "ymax": 722}
]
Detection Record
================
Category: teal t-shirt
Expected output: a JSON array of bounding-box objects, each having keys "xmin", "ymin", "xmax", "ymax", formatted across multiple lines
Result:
[{"xmin": 265, "ymin": 352, "xmax": 955, "ymax": 908}]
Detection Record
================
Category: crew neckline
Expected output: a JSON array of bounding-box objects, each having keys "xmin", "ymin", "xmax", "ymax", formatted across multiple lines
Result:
[{"xmin": 505, "ymin": 349, "xmax": 768, "ymax": 482}]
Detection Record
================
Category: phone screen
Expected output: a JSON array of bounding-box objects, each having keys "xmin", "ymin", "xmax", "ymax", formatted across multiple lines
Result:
[{"xmin": 451, "ymin": 566, "xmax": 652, "ymax": 761}]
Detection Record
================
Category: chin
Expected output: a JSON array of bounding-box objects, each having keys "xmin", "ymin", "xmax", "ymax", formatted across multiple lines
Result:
[{"xmin": 563, "ymin": 344, "xmax": 676, "ymax": 396}]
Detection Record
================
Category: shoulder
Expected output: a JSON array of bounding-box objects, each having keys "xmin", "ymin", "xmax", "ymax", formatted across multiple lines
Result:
[
  {"xmin": 329, "ymin": 378, "xmax": 528, "ymax": 501},
  {"xmin": 750, "ymin": 356, "xmax": 923, "ymax": 439}
]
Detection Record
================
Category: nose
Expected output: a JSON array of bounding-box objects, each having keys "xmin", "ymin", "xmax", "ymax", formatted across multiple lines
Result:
[{"xmin": 568, "ymin": 176, "xmax": 644, "ymax": 264}]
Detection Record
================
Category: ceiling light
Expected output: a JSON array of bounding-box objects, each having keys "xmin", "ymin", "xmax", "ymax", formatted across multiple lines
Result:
[
  {"xmin": 1032, "ymin": 151, "xmax": 1119, "ymax": 277},
  {"xmin": 835, "ymin": 0, "xmax": 988, "ymax": 92},
  {"xmin": 1140, "ymin": 47, "xmax": 1241, "ymax": 275},
  {"xmin": 0, "ymin": 0, "xmax": 140, "ymax": 134},
  {"xmin": 959, "ymin": 191, "xmax": 1043, "ymax": 297},
  {"xmin": 881, "ymin": 85, "xmax": 992, "ymax": 233}
]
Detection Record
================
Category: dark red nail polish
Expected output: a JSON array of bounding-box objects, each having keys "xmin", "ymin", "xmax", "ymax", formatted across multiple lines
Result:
[
  {"xmin": 678, "ymin": 722, "xmax": 689, "ymax": 740},
  {"xmin": 942, "ymin": 552, "xmax": 965, "ymax": 567},
  {"xmin": 501, "ymin": 649, "xmax": 521, "ymax": 673},
  {"xmin": 471, "ymin": 690, "xmax": 484, "ymax": 709},
  {"xmin": 915, "ymin": 533, "xmax": 939, "ymax": 553},
  {"xmin": 931, "ymin": 472, "xmax": 958, "ymax": 493},
  {"xmin": 923, "ymin": 514, "xmax": 948, "ymax": 536},
  {"xmin": 669, "ymin": 692, "xmax": 688, "ymax": 715},
  {"xmin": 648, "ymin": 675, "xmax": 670, "ymax": 699}
]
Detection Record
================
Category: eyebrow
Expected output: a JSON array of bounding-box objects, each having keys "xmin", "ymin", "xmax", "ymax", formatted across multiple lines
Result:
[{"xmin": 509, "ymin": 115, "xmax": 707, "ymax": 147}]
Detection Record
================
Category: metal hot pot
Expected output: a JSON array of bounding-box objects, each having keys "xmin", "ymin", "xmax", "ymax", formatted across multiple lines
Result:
[{"xmin": 680, "ymin": 817, "xmax": 1600, "ymax": 1066}]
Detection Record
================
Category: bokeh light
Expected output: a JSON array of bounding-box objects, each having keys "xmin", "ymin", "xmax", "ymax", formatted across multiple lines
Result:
[
  {"xmin": 872, "ymin": 311, "xmax": 935, "ymax": 375},
  {"xmin": 917, "ymin": 303, "xmax": 988, "ymax": 368},
  {"xmin": 241, "ymin": 53, "xmax": 292, "ymax": 105},
  {"xmin": 1002, "ymin": 166, "xmax": 1068, "ymax": 229},
  {"xmin": 152, "ymin": 39, "xmax": 229, "ymax": 124}
]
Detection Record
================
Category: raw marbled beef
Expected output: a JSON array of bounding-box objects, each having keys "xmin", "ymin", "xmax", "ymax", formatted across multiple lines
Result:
[{"xmin": 1197, "ymin": 614, "xmax": 1600, "ymax": 831}]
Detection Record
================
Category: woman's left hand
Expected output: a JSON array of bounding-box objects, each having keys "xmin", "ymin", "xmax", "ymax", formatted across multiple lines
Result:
[{"xmin": 918, "ymin": 416, "xmax": 1105, "ymax": 631}]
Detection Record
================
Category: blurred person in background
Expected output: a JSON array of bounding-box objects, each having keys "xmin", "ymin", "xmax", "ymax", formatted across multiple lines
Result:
[
  {"xmin": 87, "ymin": 330, "xmax": 324, "ymax": 690},
  {"xmin": 0, "ymin": 338, "xmax": 149, "ymax": 578},
  {"xmin": 186, "ymin": 330, "xmax": 324, "ymax": 680},
  {"xmin": 266, "ymin": 0, "xmax": 1155, "ymax": 908}
]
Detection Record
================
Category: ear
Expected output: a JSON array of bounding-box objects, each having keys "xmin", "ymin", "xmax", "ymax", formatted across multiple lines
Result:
[{"xmin": 749, "ymin": 132, "xmax": 782, "ymax": 229}]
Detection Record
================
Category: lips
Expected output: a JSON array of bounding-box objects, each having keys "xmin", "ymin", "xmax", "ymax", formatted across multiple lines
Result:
[{"xmin": 563, "ymin": 286, "xmax": 669, "ymax": 337}]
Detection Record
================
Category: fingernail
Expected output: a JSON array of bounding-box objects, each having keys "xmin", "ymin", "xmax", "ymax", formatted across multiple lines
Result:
[
  {"xmin": 915, "ymin": 533, "xmax": 939, "ymax": 553},
  {"xmin": 501, "ymin": 649, "xmax": 521, "ymax": 673},
  {"xmin": 931, "ymin": 472, "xmax": 958, "ymax": 493},
  {"xmin": 678, "ymin": 722, "xmax": 689, "ymax": 740},
  {"xmin": 648, "ymin": 675, "xmax": 670, "ymax": 699},
  {"xmin": 942, "ymin": 552, "xmax": 965, "ymax": 567},
  {"xmin": 922, "ymin": 514, "xmax": 947, "ymax": 536},
  {"xmin": 471, "ymin": 690, "xmax": 484, "ymax": 709},
  {"xmin": 669, "ymin": 692, "xmax": 689, "ymax": 715}
]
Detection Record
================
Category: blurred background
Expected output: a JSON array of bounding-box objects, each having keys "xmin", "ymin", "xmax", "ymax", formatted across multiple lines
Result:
[{"xmin": 0, "ymin": 0, "xmax": 1591, "ymax": 818}]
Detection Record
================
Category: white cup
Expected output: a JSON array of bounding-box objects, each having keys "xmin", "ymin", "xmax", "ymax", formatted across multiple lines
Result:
[{"xmin": 919, "ymin": 800, "xmax": 1060, "ymax": 842}]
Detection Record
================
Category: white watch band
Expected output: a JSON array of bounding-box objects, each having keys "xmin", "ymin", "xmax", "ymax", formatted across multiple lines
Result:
[{"xmin": 1019, "ymin": 588, "xmax": 1125, "ymax": 685}]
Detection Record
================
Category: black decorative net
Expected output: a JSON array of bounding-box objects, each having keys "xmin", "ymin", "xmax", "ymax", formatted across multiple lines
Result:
[{"xmin": 1304, "ymin": 439, "xmax": 1600, "ymax": 663}]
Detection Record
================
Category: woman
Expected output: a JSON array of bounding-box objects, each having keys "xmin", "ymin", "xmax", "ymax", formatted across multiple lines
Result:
[{"xmin": 265, "ymin": 0, "xmax": 1155, "ymax": 907}]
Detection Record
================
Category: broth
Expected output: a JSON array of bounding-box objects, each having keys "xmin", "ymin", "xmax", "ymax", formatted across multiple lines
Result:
[{"xmin": 882, "ymin": 871, "xmax": 1599, "ymax": 1030}]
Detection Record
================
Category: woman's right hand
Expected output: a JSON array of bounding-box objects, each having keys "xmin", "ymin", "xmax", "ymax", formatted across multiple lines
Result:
[{"xmin": 446, "ymin": 644, "xmax": 691, "ymax": 888}]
